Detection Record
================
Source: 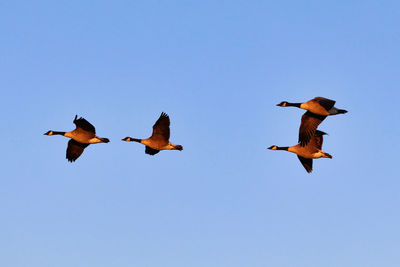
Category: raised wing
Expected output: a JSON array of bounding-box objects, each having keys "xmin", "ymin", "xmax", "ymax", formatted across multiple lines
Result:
[
  {"xmin": 297, "ymin": 156, "xmax": 313, "ymax": 173},
  {"xmin": 150, "ymin": 112, "xmax": 170, "ymax": 143},
  {"xmin": 145, "ymin": 146, "xmax": 160, "ymax": 155},
  {"xmin": 313, "ymin": 97, "xmax": 335, "ymax": 111},
  {"xmin": 298, "ymin": 111, "xmax": 326, "ymax": 146},
  {"xmin": 73, "ymin": 115, "xmax": 96, "ymax": 134},
  {"xmin": 312, "ymin": 130, "xmax": 327, "ymax": 150},
  {"xmin": 66, "ymin": 139, "xmax": 89, "ymax": 162}
]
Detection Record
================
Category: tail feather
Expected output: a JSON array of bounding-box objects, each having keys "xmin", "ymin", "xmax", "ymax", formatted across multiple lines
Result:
[
  {"xmin": 174, "ymin": 145, "xmax": 183, "ymax": 151},
  {"xmin": 100, "ymin": 137, "xmax": 110, "ymax": 143}
]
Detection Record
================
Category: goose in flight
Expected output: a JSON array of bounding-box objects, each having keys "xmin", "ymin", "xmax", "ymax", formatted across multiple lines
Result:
[
  {"xmin": 268, "ymin": 130, "xmax": 332, "ymax": 173},
  {"xmin": 277, "ymin": 97, "xmax": 347, "ymax": 146},
  {"xmin": 44, "ymin": 115, "xmax": 110, "ymax": 162},
  {"xmin": 122, "ymin": 112, "xmax": 183, "ymax": 155}
]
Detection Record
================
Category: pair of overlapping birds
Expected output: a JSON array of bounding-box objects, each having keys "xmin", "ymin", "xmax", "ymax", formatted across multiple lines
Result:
[
  {"xmin": 44, "ymin": 97, "xmax": 346, "ymax": 173},
  {"xmin": 268, "ymin": 97, "xmax": 347, "ymax": 172}
]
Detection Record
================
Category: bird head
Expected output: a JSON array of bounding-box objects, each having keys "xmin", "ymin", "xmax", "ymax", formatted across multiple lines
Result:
[{"xmin": 276, "ymin": 101, "xmax": 288, "ymax": 107}]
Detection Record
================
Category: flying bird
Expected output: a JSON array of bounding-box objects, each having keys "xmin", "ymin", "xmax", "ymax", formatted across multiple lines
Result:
[
  {"xmin": 277, "ymin": 97, "xmax": 347, "ymax": 146},
  {"xmin": 268, "ymin": 130, "xmax": 332, "ymax": 173},
  {"xmin": 122, "ymin": 112, "xmax": 183, "ymax": 155},
  {"xmin": 44, "ymin": 115, "xmax": 110, "ymax": 162}
]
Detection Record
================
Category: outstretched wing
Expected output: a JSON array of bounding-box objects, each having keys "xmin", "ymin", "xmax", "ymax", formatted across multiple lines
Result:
[
  {"xmin": 73, "ymin": 115, "xmax": 96, "ymax": 134},
  {"xmin": 150, "ymin": 112, "xmax": 170, "ymax": 143},
  {"xmin": 297, "ymin": 156, "xmax": 313, "ymax": 173},
  {"xmin": 145, "ymin": 146, "xmax": 160, "ymax": 155},
  {"xmin": 298, "ymin": 111, "xmax": 326, "ymax": 146},
  {"xmin": 66, "ymin": 139, "xmax": 89, "ymax": 162},
  {"xmin": 313, "ymin": 97, "xmax": 335, "ymax": 111}
]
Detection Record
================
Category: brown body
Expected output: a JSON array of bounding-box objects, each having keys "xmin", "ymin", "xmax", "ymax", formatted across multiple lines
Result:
[
  {"xmin": 268, "ymin": 130, "xmax": 332, "ymax": 173},
  {"xmin": 122, "ymin": 112, "xmax": 183, "ymax": 155}
]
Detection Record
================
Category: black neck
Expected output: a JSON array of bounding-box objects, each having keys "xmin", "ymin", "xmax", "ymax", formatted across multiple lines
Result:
[
  {"xmin": 286, "ymin": 102, "xmax": 301, "ymax": 107},
  {"xmin": 53, "ymin": 131, "xmax": 66, "ymax": 135},
  {"xmin": 276, "ymin": 146, "xmax": 289, "ymax": 151},
  {"xmin": 130, "ymin": 138, "xmax": 142, "ymax": 143}
]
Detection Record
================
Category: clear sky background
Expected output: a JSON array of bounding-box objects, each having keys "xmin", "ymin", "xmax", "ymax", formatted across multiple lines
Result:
[{"xmin": 1, "ymin": 1, "xmax": 399, "ymax": 266}]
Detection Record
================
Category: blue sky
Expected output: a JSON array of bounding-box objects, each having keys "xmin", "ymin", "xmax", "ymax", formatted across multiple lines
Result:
[{"xmin": 1, "ymin": 1, "xmax": 399, "ymax": 266}]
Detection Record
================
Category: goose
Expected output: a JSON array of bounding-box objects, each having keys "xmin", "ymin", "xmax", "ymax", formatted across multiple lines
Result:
[
  {"xmin": 268, "ymin": 130, "xmax": 332, "ymax": 173},
  {"xmin": 277, "ymin": 97, "xmax": 347, "ymax": 146},
  {"xmin": 122, "ymin": 112, "xmax": 183, "ymax": 155},
  {"xmin": 44, "ymin": 115, "xmax": 110, "ymax": 162}
]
